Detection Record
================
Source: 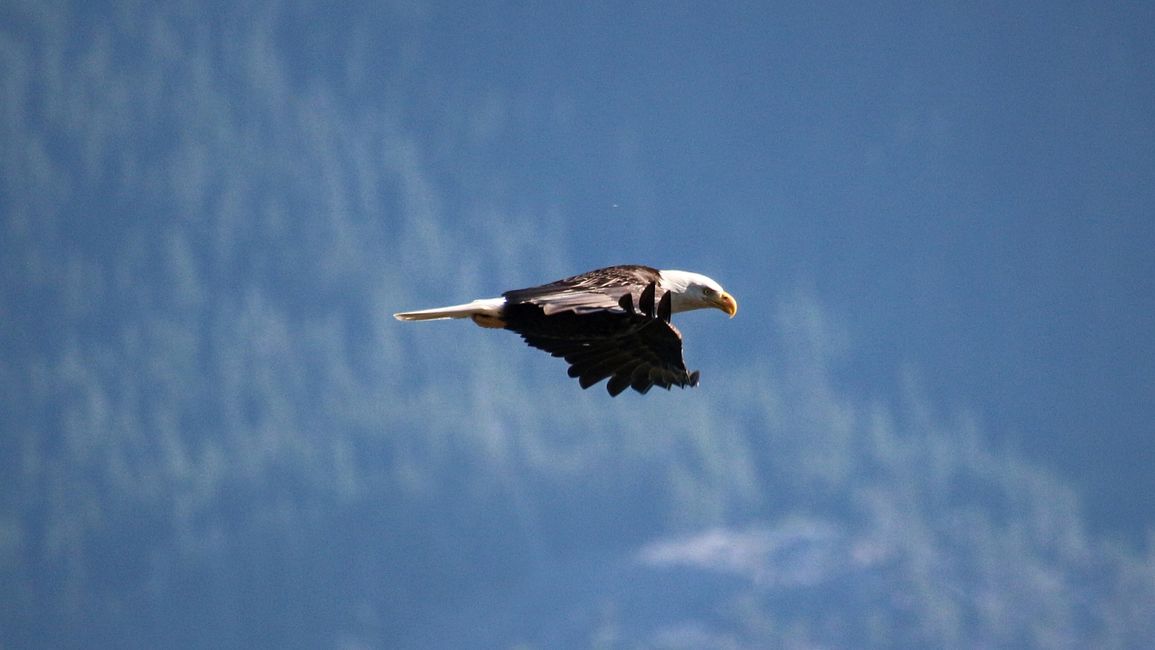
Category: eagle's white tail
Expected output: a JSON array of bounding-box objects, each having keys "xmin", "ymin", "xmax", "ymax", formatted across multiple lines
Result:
[{"xmin": 393, "ymin": 298, "xmax": 505, "ymax": 322}]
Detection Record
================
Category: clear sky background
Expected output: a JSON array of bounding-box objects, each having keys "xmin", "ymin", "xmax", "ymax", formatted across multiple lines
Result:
[{"xmin": 3, "ymin": 1, "xmax": 1154, "ymax": 647}]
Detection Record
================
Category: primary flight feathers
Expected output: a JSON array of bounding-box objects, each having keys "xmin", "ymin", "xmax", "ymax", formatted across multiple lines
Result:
[{"xmin": 394, "ymin": 265, "xmax": 737, "ymax": 396}]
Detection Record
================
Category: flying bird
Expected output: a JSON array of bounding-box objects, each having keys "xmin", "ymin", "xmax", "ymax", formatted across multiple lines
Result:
[{"xmin": 394, "ymin": 265, "xmax": 737, "ymax": 396}]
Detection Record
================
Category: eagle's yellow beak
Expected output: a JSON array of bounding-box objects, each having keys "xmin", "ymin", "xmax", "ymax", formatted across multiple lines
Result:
[{"xmin": 716, "ymin": 291, "xmax": 738, "ymax": 318}]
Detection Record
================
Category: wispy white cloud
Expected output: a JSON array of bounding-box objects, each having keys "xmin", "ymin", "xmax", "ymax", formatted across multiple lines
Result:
[{"xmin": 638, "ymin": 520, "xmax": 851, "ymax": 588}]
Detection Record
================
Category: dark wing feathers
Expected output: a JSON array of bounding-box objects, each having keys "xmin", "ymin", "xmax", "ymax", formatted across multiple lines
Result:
[
  {"xmin": 656, "ymin": 290, "xmax": 672, "ymax": 322},
  {"xmin": 637, "ymin": 282, "xmax": 657, "ymax": 317},
  {"xmin": 501, "ymin": 280, "xmax": 700, "ymax": 396},
  {"xmin": 618, "ymin": 292, "xmax": 635, "ymax": 315},
  {"xmin": 606, "ymin": 373, "xmax": 633, "ymax": 397}
]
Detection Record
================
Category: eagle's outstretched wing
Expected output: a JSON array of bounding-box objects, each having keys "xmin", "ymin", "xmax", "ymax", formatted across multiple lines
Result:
[{"xmin": 502, "ymin": 283, "xmax": 700, "ymax": 396}]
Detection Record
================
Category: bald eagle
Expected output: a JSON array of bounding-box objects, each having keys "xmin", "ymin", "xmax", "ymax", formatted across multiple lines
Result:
[{"xmin": 394, "ymin": 265, "xmax": 737, "ymax": 396}]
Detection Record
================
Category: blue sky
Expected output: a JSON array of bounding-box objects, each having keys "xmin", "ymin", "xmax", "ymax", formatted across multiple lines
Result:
[
  {"xmin": 3, "ymin": 1, "xmax": 1154, "ymax": 647},
  {"xmin": 413, "ymin": 1, "xmax": 1155, "ymax": 535}
]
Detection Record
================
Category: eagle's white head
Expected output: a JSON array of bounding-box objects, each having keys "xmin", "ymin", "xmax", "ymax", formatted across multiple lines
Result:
[{"xmin": 658, "ymin": 270, "xmax": 738, "ymax": 317}]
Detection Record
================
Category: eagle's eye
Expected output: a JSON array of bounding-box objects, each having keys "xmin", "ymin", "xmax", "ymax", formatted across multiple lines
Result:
[{"xmin": 702, "ymin": 287, "xmax": 716, "ymax": 297}]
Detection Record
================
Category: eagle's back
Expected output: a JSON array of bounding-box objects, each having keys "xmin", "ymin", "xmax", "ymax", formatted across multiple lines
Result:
[{"xmin": 500, "ymin": 265, "xmax": 662, "ymax": 316}]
